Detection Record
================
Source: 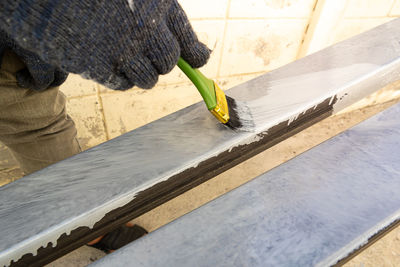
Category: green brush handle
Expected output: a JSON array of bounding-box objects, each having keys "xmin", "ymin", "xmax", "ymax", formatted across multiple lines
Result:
[{"xmin": 177, "ymin": 57, "xmax": 217, "ymax": 110}]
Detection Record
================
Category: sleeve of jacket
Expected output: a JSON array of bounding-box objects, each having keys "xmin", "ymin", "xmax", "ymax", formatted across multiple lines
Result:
[
  {"xmin": 0, "ymin": 0, "xmax": 210, "ymax": 90},
  {"xmin": 0, "ymin": 29, "xmax": 68, "ymax": 91}
]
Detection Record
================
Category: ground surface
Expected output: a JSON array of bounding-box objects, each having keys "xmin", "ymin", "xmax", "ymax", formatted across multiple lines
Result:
[{"xmin": 1, "ymin": 99, "xmax": 400, "ymax": 266}]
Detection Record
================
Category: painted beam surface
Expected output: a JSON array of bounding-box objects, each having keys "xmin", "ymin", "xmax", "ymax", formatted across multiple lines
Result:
[
  {"xmin": 1, "ymin": 19, "xmax": 400, "ymax": 267},
  {"xmin": 93, "ymin": 103, "xmax": 400, "ymax": 267}
]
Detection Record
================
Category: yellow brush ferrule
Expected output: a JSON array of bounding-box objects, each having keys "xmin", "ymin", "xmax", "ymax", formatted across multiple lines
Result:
[
  {"xmin": 177, "ymin": 57, "xmax": 230, "ymax": 124},
  {"xmin": 210, "ymin": 82, "xmax": 230, "ymax": 124}
]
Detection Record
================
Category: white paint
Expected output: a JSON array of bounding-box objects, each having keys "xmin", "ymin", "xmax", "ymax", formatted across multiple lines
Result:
[
  {"xmin": 4, "ymin": 60, "xmax": 400, "ymax": 267},
  {"xmin": 4, "ymin": 19, "xmax": 400, "ymax": 266},
  {"xmin": 234, "ymin": 60, "xmax": 400, "ymax": 132},
  {"xmin": 127, "ymin": 0, "xmax": 135, "ymax": 12},
  {"xmin": 0, "ymin": 131, "xmax": 267, "ymax": 267},
  {"xmin": 333, "ymin": 58, "xmax": 400, "ymax": 113}
]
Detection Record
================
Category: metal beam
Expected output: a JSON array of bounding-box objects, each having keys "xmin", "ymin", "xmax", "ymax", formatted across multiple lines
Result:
[
  {"xmin": 93, "ymin": 103, "xmax": 400, "ymax": 267},
  {"xmin": 1, "ymin": 18, "xmax": 400, "ymax": 267}
]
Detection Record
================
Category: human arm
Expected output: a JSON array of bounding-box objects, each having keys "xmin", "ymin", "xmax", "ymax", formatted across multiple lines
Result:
[{"xmin": 0, "ymin": 0, "xmax": 210, "ymax": 90}]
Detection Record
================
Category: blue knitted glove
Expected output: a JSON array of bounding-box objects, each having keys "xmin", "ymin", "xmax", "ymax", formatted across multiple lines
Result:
[
  {"xmin": 0, "ymin": 0, "xmax": 210, "ymax": 90},
  {"xmin": 0, "ymin": 30, "xmax": 68, "ymax": 91}
]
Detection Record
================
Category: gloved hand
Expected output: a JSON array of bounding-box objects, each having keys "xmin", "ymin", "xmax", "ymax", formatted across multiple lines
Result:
[
  {"xmin": 0, "ymin": 31, "xmax": 68, "ymax": 91},
  {"xmin": 0, "ymin": 0, "xmax": 210, "ymax": 90}
]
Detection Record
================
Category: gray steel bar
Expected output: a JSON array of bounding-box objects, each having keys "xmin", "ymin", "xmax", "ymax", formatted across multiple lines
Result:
[
  {"xmin": 1, "ymin": 18, "xmax": 400, "ymax": 266},
  {"xmin": 93, "ymin": 103, "xmax": 400, "ymax": 267}
]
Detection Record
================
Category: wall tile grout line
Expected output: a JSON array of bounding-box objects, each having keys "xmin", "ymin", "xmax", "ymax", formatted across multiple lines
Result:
[
  {"xmin": 388, "ymin": 0, "xmax": 397, "ymax": 16},
  {"xmin": 296, "ymin": 0, "xmax": 320, "ymax": 59},
  {"xmin": 95, "ymin": 84, "xmax": 110, "ymax": 141},
  {"xmin": 66, "ymin": 93, "xmax": 98, "ymax": 100},
  {"xmin": 216, "ymin": 0, "xmax": 232, "ymax": 79}
]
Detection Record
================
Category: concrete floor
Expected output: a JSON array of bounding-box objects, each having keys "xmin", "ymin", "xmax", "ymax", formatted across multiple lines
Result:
[{"xmin": 1, "ymin": 99, "xmax": 400, "ymax": 266}]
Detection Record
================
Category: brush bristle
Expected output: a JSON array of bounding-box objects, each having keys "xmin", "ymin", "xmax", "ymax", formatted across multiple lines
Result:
[{"xmin": 225, "ymin": 96, "xmax": 255, "ymax": 131}]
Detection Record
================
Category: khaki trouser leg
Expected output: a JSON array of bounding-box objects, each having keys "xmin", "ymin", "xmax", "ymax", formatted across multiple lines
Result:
[{"xmin": 0, "ymin": 50, "xmax": 81, "ymax": 175}]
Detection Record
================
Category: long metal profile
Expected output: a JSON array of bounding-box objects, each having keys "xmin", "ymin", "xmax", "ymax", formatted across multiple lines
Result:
[
  {"xmin": 92, "ymin": 103, "xmax": 400, "ymax": 267},
  {"xmin": 1, "ymin": 19, "xmax": 400, "ymax": 267}
]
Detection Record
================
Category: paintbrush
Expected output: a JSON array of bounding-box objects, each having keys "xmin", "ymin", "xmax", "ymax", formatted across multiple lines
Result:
[{"xmin": 177, "ymin": 57, "xmax": 254, "ymax": 131}]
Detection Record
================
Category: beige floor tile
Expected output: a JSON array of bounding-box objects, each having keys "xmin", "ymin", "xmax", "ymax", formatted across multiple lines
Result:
[
  {"xmin": 344, "ymin": 227, "xmax": 400, "ymax": 267},
  {"xmin": 178, "ymin": 0, "xmax": 228, "ymax": 19},
  {"xmin": 229, "ymin": 0, "xmax": 316, "ymax": 18},
  {"xmin": 101, "ymin": 83, "xmax": 202, "ymax": 139},
  {"xmin": 60, "ymin": 74, "xmax": 97, "ymax": 98},
  {"xmin": 66, "ymin": 96, "xmax": 107, "ymax": 150},
  {"xmin": 343, "ymin": 0, "xmax": 394, "ymax": 18},
  {"xmin": 220, "ymin": 19, "xmax": 307, "ymax": 76},
  {"xmin": 45, "ymin": 246, "xmax": 105, "ymax": 267}
]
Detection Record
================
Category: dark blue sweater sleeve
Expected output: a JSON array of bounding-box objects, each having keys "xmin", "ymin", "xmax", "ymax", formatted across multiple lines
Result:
[{"xmin": 0, "ymin": 0, "xmax": 210, "ymax": 90}]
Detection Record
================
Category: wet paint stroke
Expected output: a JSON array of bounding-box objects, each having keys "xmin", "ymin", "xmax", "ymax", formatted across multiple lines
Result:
[
  {"xmin": 92, "ymin": 103, "xmax": 400, "ymax": 267},
  {"xmin": 1, "ymin": 19, "xmax": 400, "ymax": 267},
  {"xmin": 235, "ymin": 63, "xmax": 379, "ymax": 131}
]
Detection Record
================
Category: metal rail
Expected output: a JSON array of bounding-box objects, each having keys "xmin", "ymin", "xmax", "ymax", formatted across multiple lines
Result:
[
  {"xmin": 1, "ymin": 18, "xmax": 400, "ymax": 267},
  {"xmin": 92, "ymin": 103, "xmax": 400, "ymax": 267}
]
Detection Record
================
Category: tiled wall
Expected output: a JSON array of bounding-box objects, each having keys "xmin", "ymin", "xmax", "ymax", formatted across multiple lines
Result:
[
  {"xmin": 59, "ymin": 0, "xmax": 400, "ymax": 149},
  {"xmin": 301, "ymin": 0, "xmax": 398, "ymax": 55}
]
